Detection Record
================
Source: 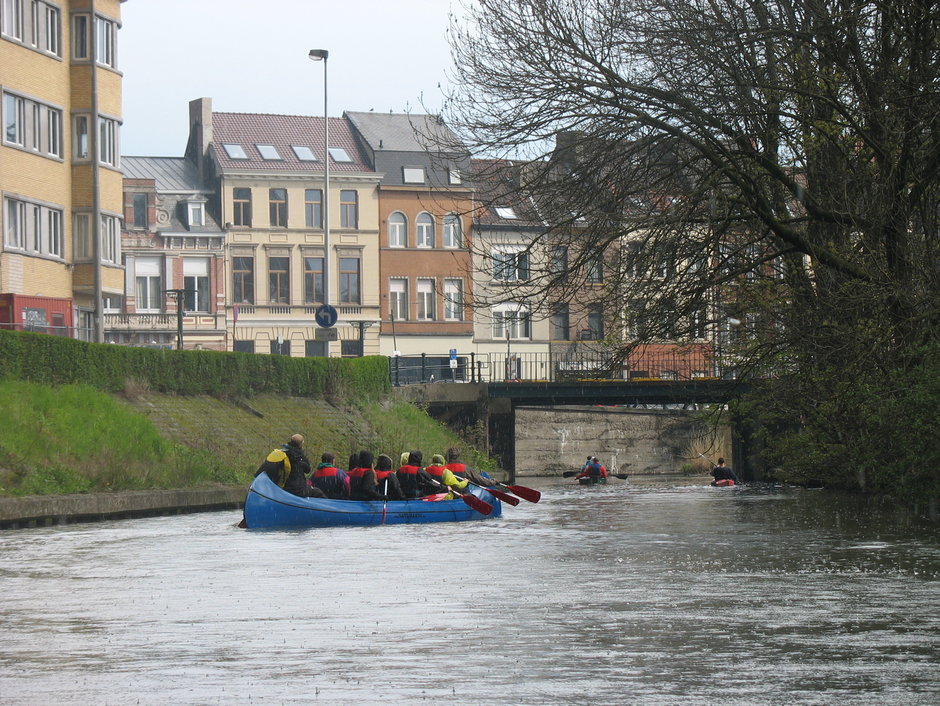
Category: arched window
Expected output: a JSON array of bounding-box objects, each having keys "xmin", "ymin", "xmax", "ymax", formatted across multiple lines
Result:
[
  {"xmin": 388, "ymin": 212, "xmax": 407, "ymax": 248},
  {"xmin": 443, "ymin": 214, "xmax": 461, "ymax": 248},
  {"xmin": 416, "ymin": 212, "xmax": 435, "ymax": 248}
]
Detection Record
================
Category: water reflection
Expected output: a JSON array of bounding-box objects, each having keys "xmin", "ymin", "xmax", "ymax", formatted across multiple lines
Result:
[{"xmin": 0, "ymin": 480, "xmax": 936, "ymax": 705}]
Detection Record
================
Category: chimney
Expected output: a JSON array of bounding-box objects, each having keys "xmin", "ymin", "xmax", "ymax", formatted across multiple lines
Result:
[{"xmin": 185, "ymin": 97, "xmax": 213, "ymax": 180}]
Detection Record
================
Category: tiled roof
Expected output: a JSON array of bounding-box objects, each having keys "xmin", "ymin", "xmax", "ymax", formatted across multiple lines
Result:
[
  {"xmin": 121, "ymin": 156, "xmax": 206, "ymax": 192},
  {"xmin": 345, "ymin": 111, "xmax": 465, "ymax": 154},
  {"xmin": 210, "ymin": 112, "xmax": 372, "ymax": 174},
  {"xmin": 471, "ymin": 158, "xmax": 545, "ymax": 228}
]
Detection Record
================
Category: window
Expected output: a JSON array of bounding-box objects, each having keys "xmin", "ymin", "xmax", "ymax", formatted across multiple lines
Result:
[
  {"xmin": 233, "ymin": 256, "xmax": 254, "ymax": 304},
  {"xmin": 449, "ymin": 168, "xmax": 461, "ymax": 185},
  {"xmin": 443, "ymin": 214, "xmax": 461, "ymax": 248},
  {"xmin": 339, "ymin": 257, "xmax": 360, "ymax": 304},
  {"xmin": 135, "ymin": 257, "xmax": 162, "ymax": 312},
  {"xmin": 71, "ymin": 13, "xmax": 88, "ymax": 59},
  {"xmin": 388, "ymin": 212, "xmax": 406, "ymax": 247},
  {"xmin": 443, "ymin": 278, "xmax": 463, "ymax": 321},
  {"xmin": 304, "ymin": 256, "xmax": 324, "ymax": 303},
  {"xmin": 492, "ymin": 306, "xmax": 531, "ymax": 340},
  {"xmin": 494, "ymin": 206, "xmax": 516, "ymax": 219},
  {"xmin": 183, "ymin": 258, "xmax": 210, "ymax": 312},
  {"xmin": 268, "ymin": 256, "xmax": 289, "ymax": 304},
  {"xmin": 256, "ymin": 144, "xmax": 280, "ymax": 160},
  {"xmin": 492, "ymin": 247, "xmax": 530, "ymax": 281},
  {"xmin": 402, "ymin": 166, "xmax": 425, "ymax": 184},
  {"xmin": 3, "ymin": 0, "xmax": 59, "ymax": 54},
  {"xmin": 73, "ymin": 114, "xmax": 89, "ymax": 158},
  {"xmin": 416, "ymin": 212, "xmax": 434, "ymax": 248},
  {"xmin": 551, "ymin": 305, "xmax": 570, "ymax": 340},
  {"xmin": 690, "ymin": 307, "xmax": 708, "ymax": 339},
  {"xmin": 2, "ymin": 0, "xmax": 23, "ymax": 39},
  {"xmin": 416, "ymin": 279, "xmax": 435, "ymax": 321},
  {"xmin": 233, "ymin": 188, "xmax": 251, "ymax": 226},
  {"xmin": 95, "ymin": 15, "xmax": 116, "ymax": 67},
  {"xmin": 270, "ymin": 339, "xmax": 291, "ymax": 356},
  {"xmin": 628, "ymin": 300, "xmax": 647, "ymax": 338},
  {"xmin": 328, "ymin": 147, "xmax": 352, "ymax": 163},
  {"xmin": 292, "ymin": 145, "xmax": 317, "ymax": 161},
  {"xmin": 4, "ymin": 196, "xmax": 64, "ymax": 258},
  {"xmin": 551, "ymin": 246, "xmax": 568, "ymax": 275},
  {"xmin": 389, "ymin": 278, "xmax": 408, "ymax": 321},
  {"xmin": 304, "ymin": 189, "xmax": 322, "ymax": 228},
  {"xmin": 98, "ymin": 116, "xmax": 118, "ymax": 167},
  {"xmin": 3, "ymin": 92, "xmax": 63, "ymax": 158},
  {"xmin": 587, "ymin": 305, "xmax": 604, "ymax": 339},
  {"xmin": 269, "ymin": 188, "xmax": 287, "ymax": 227},
  {"xmin": 340, "ymin": 190, "xmax": 358, "ymax": 228},
  {"xmin": 223, "ymin": 143, "xmax": 248, "ymax": 159},
  {"xmin": 132, "ymin": 193, "xmax": 147, "ymax": 228},
  {"xmin": 100, "ymin": 214, "xmax": 119, "ymax": 263},
  {"xmin": 587, "ymin": 252, "xmax": 604, "ymax": 283},
  {"xmin": 187, "ymin": 201, "xmax": 205, "ymax": 227},
  {"xmin": 73, "ymin": 212, "xmax": 92, "ymax": 260},
  {"xmin": 341, "ymin": 339, "xmax": 362, "ymax": 358},
  {"xmin": 305, "ymin": 340, "xmax": 327, "ymax": 357}
]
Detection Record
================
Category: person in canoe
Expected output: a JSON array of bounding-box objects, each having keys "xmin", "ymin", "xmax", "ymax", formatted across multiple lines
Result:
[
  {"xmin": 710, "ymin": 458, "xmax": 741, "ymax": 486},
  {"xmin": 310, "ymin": 451, "xmax": 350, "ymax": 499},
  {"xmin": 397, "ymin": 450, "xmax": 434, "ymax": 498},
  {"xmin": 575, "ymin": 457, "xmax": 608, "ymax": 484},
  {"xmin": 445, "ymin": 447, "xmax": 492, "ymax": 487},
  {"xmin": 347, "ymin": 450, "xmax": 387, "ymax": 501},
  {"xmin": 425, "ymin": 453, "xmax": 470, "ymax": 497},
  {"xmin": 374, "ymin": 453, "xmax": 405, "ymax": 500},
  {"xmin": 255, "ymin": 434, "xmax": 325, "ymax": 498}
]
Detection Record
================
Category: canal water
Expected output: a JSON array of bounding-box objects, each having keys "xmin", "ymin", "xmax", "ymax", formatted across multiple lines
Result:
[{"xmin": 0, "ymin": 478, "xmax": 937, "ymax": 705}]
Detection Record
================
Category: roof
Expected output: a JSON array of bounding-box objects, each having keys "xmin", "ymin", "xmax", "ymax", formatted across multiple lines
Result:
[
  {"xmin": 471, "ymin": 158, "xmax": 545, "ymax": 228},
  {"xmin": 121, "ymin": 156, "xmax": 206, "ymax": 192},
  {"xmin": 345, "ymin": 111, "xmax": 465, "ymax": 154},
  {"xmin": 210, "ymin": 112, "xmax": 372, "ymax": 173}
]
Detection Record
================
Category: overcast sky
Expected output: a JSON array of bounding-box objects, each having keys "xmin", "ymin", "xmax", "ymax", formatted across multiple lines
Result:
[{"xmin": 120, "ymin": 0, "xmax": 463, "ymax": 157}]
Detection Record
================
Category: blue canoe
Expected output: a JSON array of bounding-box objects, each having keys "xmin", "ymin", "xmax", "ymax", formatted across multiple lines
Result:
[{"xmin": 242, "ymin": 473, "xmax": 502, "ymax": 529}]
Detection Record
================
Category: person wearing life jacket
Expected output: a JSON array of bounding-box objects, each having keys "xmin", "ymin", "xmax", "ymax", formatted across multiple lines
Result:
[
  {"xmin": 397, "ymin": 450, "xmax": 431, "ymax": 498},
  {"xmin": 710, "ymin": 458, "xmax": 740, "ymax": 486},
  {"xmin": 374, "ymin": 454, "xmax": 405, "ymax": 500},
  {"xmin": 256, "ymin": 434, "xmax": 325, "ymax": 498},
  {"xmin": 426, "ymin": 453, "xmax": 469, "ymax": 497},
  {"xmin": 347, "ymin": 450, "xmax": 386, "ymax": 501},
  {"xmin": 575, "ymin": 457, "xmax": 608, "ymax": 484},
  {"xmin": 445, "ymin": 446, "xmax": 492, "ymax": 487},
  {"xmin": 311, "ymin": 451, "xmax": 350, "ymax": 499}
]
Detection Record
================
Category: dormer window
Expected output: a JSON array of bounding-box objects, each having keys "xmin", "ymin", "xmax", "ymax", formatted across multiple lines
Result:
[
  {"xmin": 223, "ymin": 143, "xmax": 248, "ymax": 159},
  {"xmin": 449, "ymin": 168, "xmax": 462, "ymax": 185},
  {"xmin": 402, "ymin": 166, "xmax": 426, "ymax": 184},
  {"xmin": 187, "ymin": 201, "xmax": 206, "ymax": 228},
  {"xmin": 256, "ymin": 144, "xmax": 281, "ymax": 160}
]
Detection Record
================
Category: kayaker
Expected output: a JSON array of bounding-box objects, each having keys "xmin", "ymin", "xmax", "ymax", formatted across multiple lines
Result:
[
  {"xmin": 445, "ymin": 447, "xmax": 492, "ymax": 487},
  {"xmin": 574, "ymin": 457, "xmax": 608, "ymax": 483},
  {"xmin": 426, "ymin": 453, "xmax": 469, "ymax": 497},
  {"xmin": 310, "ymin": 451, "xmax": 350, "ymax": 499},
  {"xmin": 710, "ymin": 458, "xmax": 740, "ymax": 485},
  {"xmin": 348, "ymin": 450, "xmax": 386, "ymax": 501},
  {"xmin": 256, "ymin": 434, "xmax": 325, "ymax": 498},
  {"xmin": 374, "ymin": 454, "xmax": 405, "ymax": 500}
]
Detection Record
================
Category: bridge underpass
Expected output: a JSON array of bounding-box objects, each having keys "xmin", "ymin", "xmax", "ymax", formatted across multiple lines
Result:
[{"xmin": 399, "ymin": 379, "xmax": 753, "ymax": 481}]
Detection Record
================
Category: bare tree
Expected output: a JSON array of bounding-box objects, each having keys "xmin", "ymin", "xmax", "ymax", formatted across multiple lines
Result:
[{"xmin": 444, "ymin": 0, "xmax": 940, "ymax": 491}]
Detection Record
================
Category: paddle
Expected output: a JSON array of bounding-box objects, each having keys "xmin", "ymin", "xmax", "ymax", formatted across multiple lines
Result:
[
  {"xmin": 429, "ymin": 479, "xmax": 494, "ymax": 516},
  {"xmin": 459, "ymin": 479, "xmax": 521, "ymax": 506},
  {"xmin": 495, "ymin": 481, "xmax": 541, "ymax": 503},
  {"xmin": 381, "ymin": 479, "xmax": 389, "ymax": 524}
]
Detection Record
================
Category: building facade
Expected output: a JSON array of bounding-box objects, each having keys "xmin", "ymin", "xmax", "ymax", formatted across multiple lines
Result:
[{"xmin": 1, "ymin": 0, "xmax": 125, "ymax": 340}]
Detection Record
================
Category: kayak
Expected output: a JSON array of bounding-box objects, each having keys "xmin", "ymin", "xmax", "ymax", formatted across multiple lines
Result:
[
  {"xmin": 711, "ymin": 479, "xmax": 736, "ymax": 487},
  {"xmin": 242, "ymin": 472, "xmax": 502, "ymax": 529},
  {"xmin": 578, "ymin": 476, "xmax": 608, "ymax": 485}
]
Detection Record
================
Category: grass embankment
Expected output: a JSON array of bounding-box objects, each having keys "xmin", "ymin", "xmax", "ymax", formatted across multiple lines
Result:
[{"xmin": 0, "ymin": 380, "xmax": 492, "ymax": 497}]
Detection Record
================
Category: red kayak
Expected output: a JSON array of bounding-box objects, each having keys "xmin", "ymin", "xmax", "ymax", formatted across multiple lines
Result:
[{"xmin": 711, "ymin": 479, "xmax": 735, "ymax": 487}]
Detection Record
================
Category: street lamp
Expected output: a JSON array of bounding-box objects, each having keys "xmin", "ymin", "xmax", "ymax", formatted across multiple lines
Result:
[{"xmin": 308, "ymin": 49, "xmax": 330, "ymax": 310}]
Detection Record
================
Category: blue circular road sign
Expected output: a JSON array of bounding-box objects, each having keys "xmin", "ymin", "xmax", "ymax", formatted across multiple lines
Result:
[{"xmin": 315, "ymin": 304, "xmax": 338, "ymax": 328}]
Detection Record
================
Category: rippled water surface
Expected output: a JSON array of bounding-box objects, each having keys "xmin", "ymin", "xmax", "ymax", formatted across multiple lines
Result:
[{"xmin": 0, "ymin": 479, "xmax": 937, "ymax": 705}]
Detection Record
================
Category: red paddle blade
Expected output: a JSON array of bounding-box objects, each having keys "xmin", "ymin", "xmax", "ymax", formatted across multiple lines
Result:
[
  {"xmin": 502, "ymin": 483, "xmax": 541, "ymax": 503},
  {"xmin": 485, "ymin": 487, "xmax": 521, "ymax": 506},
  {"xmin": 458, "ymin": 492, "xmax": 493, "ymax": 516}
]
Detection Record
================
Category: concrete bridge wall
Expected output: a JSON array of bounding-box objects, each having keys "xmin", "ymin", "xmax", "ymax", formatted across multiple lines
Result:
[{"xmin": 514, "ymin": 405, "xmax": 727, "ymax": 477}]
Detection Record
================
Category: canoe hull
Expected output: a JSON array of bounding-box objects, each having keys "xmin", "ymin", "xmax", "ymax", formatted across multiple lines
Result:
[{"xmin": 243, "ymin": 473, "xmax": 501, "ymax": 529}]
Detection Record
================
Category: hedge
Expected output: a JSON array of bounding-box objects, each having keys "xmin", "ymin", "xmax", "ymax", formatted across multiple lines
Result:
[{"xmin": 0, "ymin": 329, "xmax": 391, "ymax": 400}]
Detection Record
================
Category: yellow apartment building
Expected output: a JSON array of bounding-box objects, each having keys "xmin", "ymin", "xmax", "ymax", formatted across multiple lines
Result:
[{"xmin": 1, "ymin": 0, "xmax": 123, "ymax": 340}]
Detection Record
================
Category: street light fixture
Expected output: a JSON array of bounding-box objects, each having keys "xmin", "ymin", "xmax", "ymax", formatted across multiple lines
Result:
[{"xmin": 308, "ymin": 49, "xmax": 330, "ymax": 311}]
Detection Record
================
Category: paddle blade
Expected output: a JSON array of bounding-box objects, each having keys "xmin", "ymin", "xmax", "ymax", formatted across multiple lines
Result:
[
  {"xmin": 485, "ymin": 487, "xmax": 521, "ymax": 506},
  {"xmin": 458, "ymin": 491, "xmax": 493, "ymax": 516},
  {"xmin": 502, "ymin": 483, "xmax": 541, "ymax": 503},
  {"xmin": 562, "ymin": 471, "xmax": 578, "ymax": 478}
]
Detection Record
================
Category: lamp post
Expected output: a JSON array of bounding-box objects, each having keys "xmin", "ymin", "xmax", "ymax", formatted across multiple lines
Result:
[
  {"xmin": 308, "ymin": 49, "xmax": 330, "ymax": 311},
  {"xmin": 164, "ymin": 288, "xmax": 187, "ymax": 351}
]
